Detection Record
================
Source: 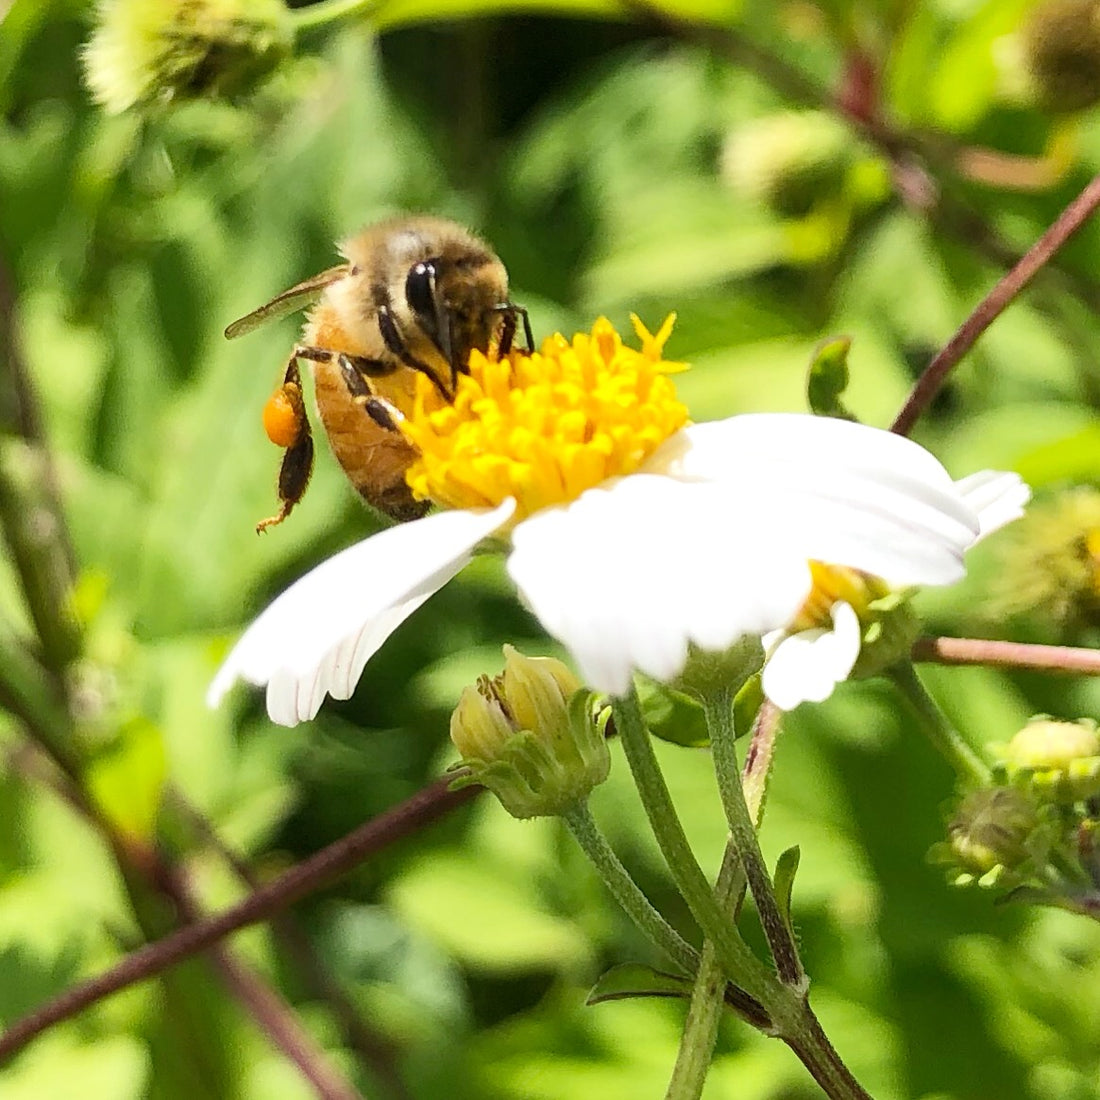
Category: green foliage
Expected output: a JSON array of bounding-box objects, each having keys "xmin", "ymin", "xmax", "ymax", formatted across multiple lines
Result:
[{"xmin": 4, "ymin": 0, "xmax": 1100, "ymax": 1096}]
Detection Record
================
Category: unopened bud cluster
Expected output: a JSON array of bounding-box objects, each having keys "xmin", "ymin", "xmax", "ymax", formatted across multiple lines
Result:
[
  {"xmin": 449, "ymin": 646, "xmax": 609, "ymax": 819},
  {"xmin": 934, "ymin": 717, "xmax": 1100, "ymax": 906}
]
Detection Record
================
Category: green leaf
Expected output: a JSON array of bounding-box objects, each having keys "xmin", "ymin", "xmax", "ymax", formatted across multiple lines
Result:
[
  {"xmin": 85, "ymin": 717, "xmax": 167, "ymax": 842},
  {"xmin": 1014, "ymin": 425, "xmax": 1100, "ymax": 488},
  {"xmin": 806, "ymin": 335, "xmax": 857, "ymax": 420},
  {"xmin": 387, "ymin": 853, "xmax": 593, "ymax": 971},
  {"xmin": 733, "ymin": 673, "xmax": 764, "ymax": 737},
  {"xmin": 586, "ymin": 962, "xmax": 694, "ymax": 1005},
  {"xmin": 637, "ymin": 679, "xmax": 709, "ymax": 748},
  {"xmin": 773, "ymin": 845, "xmax": 801, "ymax": 931}
]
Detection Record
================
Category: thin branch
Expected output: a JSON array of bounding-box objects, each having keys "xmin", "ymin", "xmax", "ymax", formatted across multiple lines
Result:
[
  {"xmin": 912, "ymin": 636, "xmax": 1100, "ymax": 675},
  {"xmin": 891, "ymin": 172, "xmax": 1100, "ymax": 435},
  {"xmin": 0, "ymin": 775, "xmax": 480, "ymax": 1064},
  {"xmin": 163, "ymin": 865, "xmax": 363, "ymax": 1100},
  {"xmin": 3, "ymin": 741, "xmax": 365, "ymax": 1100},
  {"xmin": 171, "ymin": 791, "xmax": 412, "ymax": 1100}
]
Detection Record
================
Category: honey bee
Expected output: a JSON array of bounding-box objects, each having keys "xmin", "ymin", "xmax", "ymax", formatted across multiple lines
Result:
[{"xmin": 226, "ymin": 215, "xmax": 531, "ymax": 532}]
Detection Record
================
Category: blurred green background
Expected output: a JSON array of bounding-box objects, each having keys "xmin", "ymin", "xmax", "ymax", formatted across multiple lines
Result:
[{"xmin": 3, "ymin": 0, "xmax": 1100, "ymax": 1097}]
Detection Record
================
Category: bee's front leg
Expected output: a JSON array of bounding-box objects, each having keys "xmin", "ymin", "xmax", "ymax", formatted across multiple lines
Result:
[{"xmin": 257, "ymin": 355, "xmax": 315, "ymax": 534}]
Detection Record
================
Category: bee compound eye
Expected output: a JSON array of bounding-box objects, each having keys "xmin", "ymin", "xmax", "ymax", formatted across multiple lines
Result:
[{"xmin": 405, "ymin": 260, "xmax": 440, "ymax": 342}]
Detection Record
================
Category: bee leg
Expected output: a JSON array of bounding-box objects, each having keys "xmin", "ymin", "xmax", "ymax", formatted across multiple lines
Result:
[
  {"xmin": 257, "ymin": 357, "xmax": 315, "ymax": 534},
  {"xmin": 496, "ymin": 303, "xmax": 533, "ymax": 357},
  {"xmin": 336, "ymin": 354, "xmax": 405, "ymax": 432},
  {"xmin": 375, "ymin": 305, "xmax": 451, "ymax": 401}
]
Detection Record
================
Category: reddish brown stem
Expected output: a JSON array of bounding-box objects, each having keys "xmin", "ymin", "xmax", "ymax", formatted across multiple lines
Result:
[
  {"xmin": 0, "ymin": 775, "xmax": 479, "ymax": 1064},
  {"xmin": 912, "ymin": 636, "xmax": 1100, "ymax": 675},
  {"xmin": 891, "ymin": 173, "xmax": 1100, "ymax": 436},
  {"xmin": 172, "ymin": 791, "xmax": 412, "ymax": 1100}
]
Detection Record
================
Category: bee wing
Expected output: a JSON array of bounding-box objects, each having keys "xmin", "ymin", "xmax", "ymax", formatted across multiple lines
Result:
[{"xmin": 224, "ymin": 264, "xmax": 353, "ymax": 339}]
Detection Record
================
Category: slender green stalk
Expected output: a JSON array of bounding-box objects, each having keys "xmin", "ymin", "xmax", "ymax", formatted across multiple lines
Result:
[
  {"xmin": 887, "ymin": 662, "xmax": 990, "ymax": 787},
  {"xmin": 665, "ymin": 938, "xmax": 725, "ymax": 1100},
  {"xmin": 291, "ymin": 0, "xmax": 379, "ymax": 33},
  {"xmin": 562, "ymin": 801, "xmax": 698, "ymax": 976},
  {"xmin": 706, "ymin": 689, "xmax": 805, "ymax": 989},
  {"xmin": 664, "ymin": 840, "xmax": 743, "ymax": 1100},
  {"xmin": 612, "ymin": 687, "xmax": 776, "ymax": 1006}
]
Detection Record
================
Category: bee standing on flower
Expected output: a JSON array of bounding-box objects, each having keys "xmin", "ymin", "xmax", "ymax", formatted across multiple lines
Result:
[{"xmin": 226, "ymin": 215, "xmax": 531, "ymax": 530}]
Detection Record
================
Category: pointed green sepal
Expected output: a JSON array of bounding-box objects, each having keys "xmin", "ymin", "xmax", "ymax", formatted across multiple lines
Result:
[
  {"xmin": 586, "ymin": 963, "xmax": 696, "ymax": 1005},
  {"xmin": 807, "ymin": 335, "xmax": 857, "ymax": 421},
  {"xmin": 773, "ymin": 846, "xmax": 801, "ymax": 931}
]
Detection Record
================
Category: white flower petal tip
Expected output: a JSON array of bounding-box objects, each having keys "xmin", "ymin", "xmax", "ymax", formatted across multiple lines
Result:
[
  {"xmin": 762, "ymin": 601, "xmax": 862, "ymax": 711},
  {"xmin": 207, "ymin": 499, "xmax": 515, "ymax": 727},
  {"xmin": 953, "ymin": 470, "xmax": 1031, "ymax": 540}
]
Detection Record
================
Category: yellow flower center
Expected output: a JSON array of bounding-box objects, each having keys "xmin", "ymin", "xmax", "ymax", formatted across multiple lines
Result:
[
  {"xmin": 789, "ymin": 562, "xmax": 888, "ymax": 632},
  {"xmin": 400, "ymin": 315, "xmax": 689, "ymax": 522}
]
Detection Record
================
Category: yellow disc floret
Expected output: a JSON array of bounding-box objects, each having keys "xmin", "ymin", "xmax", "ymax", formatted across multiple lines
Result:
[{"xmin": 400, "ymin": 315, "xmax": 689, "ymax": 521}]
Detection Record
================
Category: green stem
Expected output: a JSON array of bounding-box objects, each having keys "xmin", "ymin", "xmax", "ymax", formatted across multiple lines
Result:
[
  {"xmin": 706, "ymin": 689, "xmax": 805, "ymax": 989},
  {"xmin": 664, "ymin": 841, "xmax": 743, "ymax": 1100},
  {"xmin": 562, "ymin": 801, "xmax": 698, "ymax": 977},
  {"xmin": 290, "ymin": 0, "xmax": 380, "ymax": 33},
  {"xmin": 612, "ymin": 687, "xmax": 776, "ymax": 1007},
  {"xmin": 887, "ymin": 662, "xmax": 989, "ymax": 787}
]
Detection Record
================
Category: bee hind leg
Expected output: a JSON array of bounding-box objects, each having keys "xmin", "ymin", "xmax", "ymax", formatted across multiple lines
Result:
[{"xmin": 257, "ymin": 357, "xmax": 315, "ymax": 533}]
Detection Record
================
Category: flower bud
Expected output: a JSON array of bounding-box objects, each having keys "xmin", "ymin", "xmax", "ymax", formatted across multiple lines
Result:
[
  {"xmin": 996, "ymin": 717, "xmax": 1100, "ymax": 802},
  {"xmin": 674, "ymin": 637, "xmax": 764, "ymax": 704},
  {"xmin": 449, "ymin": 646, "xmax": 609, "ymax": 819},
  {"xmin": 988, "ymin": 487, "xmax": 1100, "ymax": 636},
  {"xmin": 720, "ymin": 110, "xmax": 851, "ymax": 218},
  {"xmin": 945, "ymin": 787, "xmax": 1040, "ymax": 884},
  {"xmin": 83, "ymin": 0, "xmax": 293, "ymax": 115},
  {"xmin": 1022, "ymin": 0, "xmax": 1100, "ymax": 113}
]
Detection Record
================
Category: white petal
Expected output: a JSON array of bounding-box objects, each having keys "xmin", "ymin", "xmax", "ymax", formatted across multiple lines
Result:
[
  {"xmin": 507, "ymin": 476, "xmax": 812, "ymax": 695},
  {"xmin": 649, "ymin": 415, "xmax": 1005, "ymax": 586},
  {"xmin": 208, "ymin": 499, "xmax": 515, "ymax": 725},
  {"xmin": 650, "ymin": 415, "xmax": 958, "ymax": 490},
  {"xmin": 762, "ymin": 601, "xmax": 862, "ymax": 710},
  {"xmin": 953, "ymin": 470, "xmax": 1030, "ymax": 539}
]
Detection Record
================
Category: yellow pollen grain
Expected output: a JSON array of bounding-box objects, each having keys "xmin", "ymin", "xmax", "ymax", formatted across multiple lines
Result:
[{"xmin": 399, "ymin": 315, "xmax": 688, "ymax": 520}]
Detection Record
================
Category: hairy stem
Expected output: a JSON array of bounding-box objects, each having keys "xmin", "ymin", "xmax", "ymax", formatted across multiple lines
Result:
[
  {"xmin": 613, "ymin": 687, "xmax": 777, "ymax": 1006},
  {"xmin": 706, "ymin": 688, "xmax": 805, "ymax": 988},
  {"xmin": 563, "ymin": 801, "xmax": 698, "ymax": 975}
]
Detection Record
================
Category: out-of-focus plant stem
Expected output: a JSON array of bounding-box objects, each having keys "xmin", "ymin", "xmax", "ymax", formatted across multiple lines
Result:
[
  {"xmin": 913, "ymin": 636, "xmax": 1100, "ymax": 675},
  {"xmin": 888, "ymin": 662, "xmax": 990, "ymax": 787},
  {"xmin": 890, "ymin": 172, "xmax": 1100, "ymax": 435},
  {"xmin": 0, "ymin": 775, "xmax": 481, "ymax": 1063}
]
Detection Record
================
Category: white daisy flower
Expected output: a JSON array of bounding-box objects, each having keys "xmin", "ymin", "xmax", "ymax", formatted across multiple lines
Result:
[{"xmin": 208, "ymin": 317, "xmax": 1029, "ymax": 726}]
